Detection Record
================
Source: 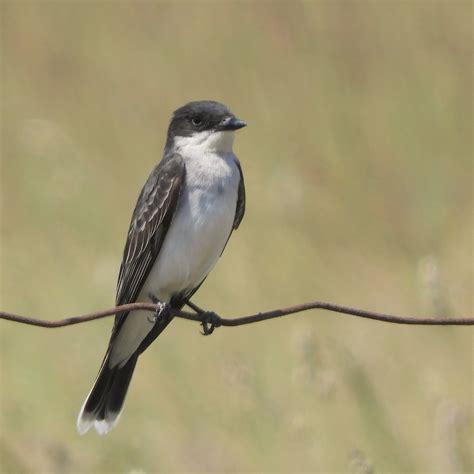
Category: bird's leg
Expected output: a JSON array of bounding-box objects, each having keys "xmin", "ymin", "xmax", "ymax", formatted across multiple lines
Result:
[
  {"xmin": 147, "ymin": 293, "xmax": 170, "ymax": 324},
  {"xmin": 185, "ymin": 299, "xmax": 221, "ymax": 336},
  {"xmin": 185, "ymin": 300, "xmax": 205, "ymax": 314}
]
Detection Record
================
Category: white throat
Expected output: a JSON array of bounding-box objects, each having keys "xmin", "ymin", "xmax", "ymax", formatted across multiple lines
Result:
[{"xmin": 173, "ymin": 130, "xmax": 235, "ymax": 155}]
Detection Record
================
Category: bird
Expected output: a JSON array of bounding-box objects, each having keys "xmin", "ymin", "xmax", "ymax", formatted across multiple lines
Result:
[{"xmin": 77, "ymin": 100, "xmax": 246, "ymax": 435}]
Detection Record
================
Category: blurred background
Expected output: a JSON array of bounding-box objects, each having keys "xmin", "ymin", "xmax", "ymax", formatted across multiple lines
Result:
[{"xmin": 1, "ymin": 1, "xmax": 472, "ymax": 472}]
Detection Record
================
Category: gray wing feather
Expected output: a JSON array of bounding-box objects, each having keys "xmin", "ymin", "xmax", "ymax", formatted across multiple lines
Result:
[
  {"xmin": 112, "ymin": 153, "xmax": 185, "ymax": 336},
  {"xmin": 218, "ymin": 158, "xmax": 245, "ymax": 259},
  {"xmin": 233, "ymin": 159, "xmax": 245, "ymax": 229}
]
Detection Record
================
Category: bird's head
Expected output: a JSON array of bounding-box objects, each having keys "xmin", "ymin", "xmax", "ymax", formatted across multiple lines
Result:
[{"xmin": 166, "ymin": 100, "xmax": 246, "ymax": 153}]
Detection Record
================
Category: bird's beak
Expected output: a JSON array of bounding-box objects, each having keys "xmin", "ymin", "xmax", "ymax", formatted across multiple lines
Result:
[{"xmin": 218, "ymin": 116, "xmax": 247, "ymax": 131}]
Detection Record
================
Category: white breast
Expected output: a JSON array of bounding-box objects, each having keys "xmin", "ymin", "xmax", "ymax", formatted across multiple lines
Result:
[{"xmin": 142, "ymin": 151, "xmax": 239, "ymax": 301}]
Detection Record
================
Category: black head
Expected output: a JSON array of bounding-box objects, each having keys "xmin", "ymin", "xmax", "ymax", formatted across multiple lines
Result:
[{"xmin": 166, "ymin": 100, "xmax": 246, "ymax": 148}]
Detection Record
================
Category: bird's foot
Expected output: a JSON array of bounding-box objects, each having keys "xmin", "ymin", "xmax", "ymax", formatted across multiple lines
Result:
[
  {"xmin": 185, "ymin": 299, "xmax": 221, "ymax": 335},
  {"xmin": 147, "ymin": 293, "xmax": 169, "ymax": 323},
  {"xmin": 200, "ymin": 311, "xmax": 221, "ymax": 336}
]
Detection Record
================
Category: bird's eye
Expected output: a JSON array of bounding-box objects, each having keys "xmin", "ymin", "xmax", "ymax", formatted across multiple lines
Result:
[{"xmin": 191, "ymin": 116, "xmax": 203, "ymax": 126}]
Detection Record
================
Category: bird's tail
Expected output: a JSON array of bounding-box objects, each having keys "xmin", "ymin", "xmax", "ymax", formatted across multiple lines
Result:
[{"xmin": 77, "ymin": 352, "xmax": 138, "ymax": 435}]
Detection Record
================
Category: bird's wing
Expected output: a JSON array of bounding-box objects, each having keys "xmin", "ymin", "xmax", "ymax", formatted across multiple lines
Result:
[
  {"xmin": 216, "ymin": 158, "xmax": 245, "ymax": 263},
  {"xmin": 233, "ymin": 159, "xmax": 246, "ymax": 230},
  {"xmin": 111, "ymin": 153, "xmax": 185, "ymax": 338}
]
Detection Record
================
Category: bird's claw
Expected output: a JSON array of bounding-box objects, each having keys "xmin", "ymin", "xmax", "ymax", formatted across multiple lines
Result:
[
  {"xmin": 147, "ymin": 293, "xmax": 168, "ymax": 323},
  {"xmin": 200, "ymin": 311, "xmax": 221, "ymax": 336}
]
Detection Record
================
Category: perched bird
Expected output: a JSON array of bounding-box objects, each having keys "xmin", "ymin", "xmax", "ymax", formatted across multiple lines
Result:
[{"xmin": 77, "ymin": 101, "xmax": 246, "ymax": 435}]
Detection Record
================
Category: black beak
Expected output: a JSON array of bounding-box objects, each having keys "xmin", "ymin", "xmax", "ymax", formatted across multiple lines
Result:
[{"xmin": 219, "ymin": 116, "xmax": 247, "ymax": 131}]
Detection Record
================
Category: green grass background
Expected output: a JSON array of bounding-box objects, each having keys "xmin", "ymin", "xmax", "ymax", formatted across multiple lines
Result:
[{"xmin": 1, "ymin": 1, "xmax": 472, "ymax": 472}]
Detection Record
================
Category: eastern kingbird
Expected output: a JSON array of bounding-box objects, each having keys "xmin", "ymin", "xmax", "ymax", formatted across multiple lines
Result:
[{"xmin": 77, "ymin": 101, "xmax": 246, "ymax": 435}]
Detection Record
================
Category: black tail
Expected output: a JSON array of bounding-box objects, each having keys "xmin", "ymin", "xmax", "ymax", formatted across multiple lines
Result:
[
  {"xmin": 77, "ymin": 303, "xmax": 176, "ymax": 435},
  {"xmin": 77, "ymin": 352, "xmax": 138, "ymax": 435}
]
